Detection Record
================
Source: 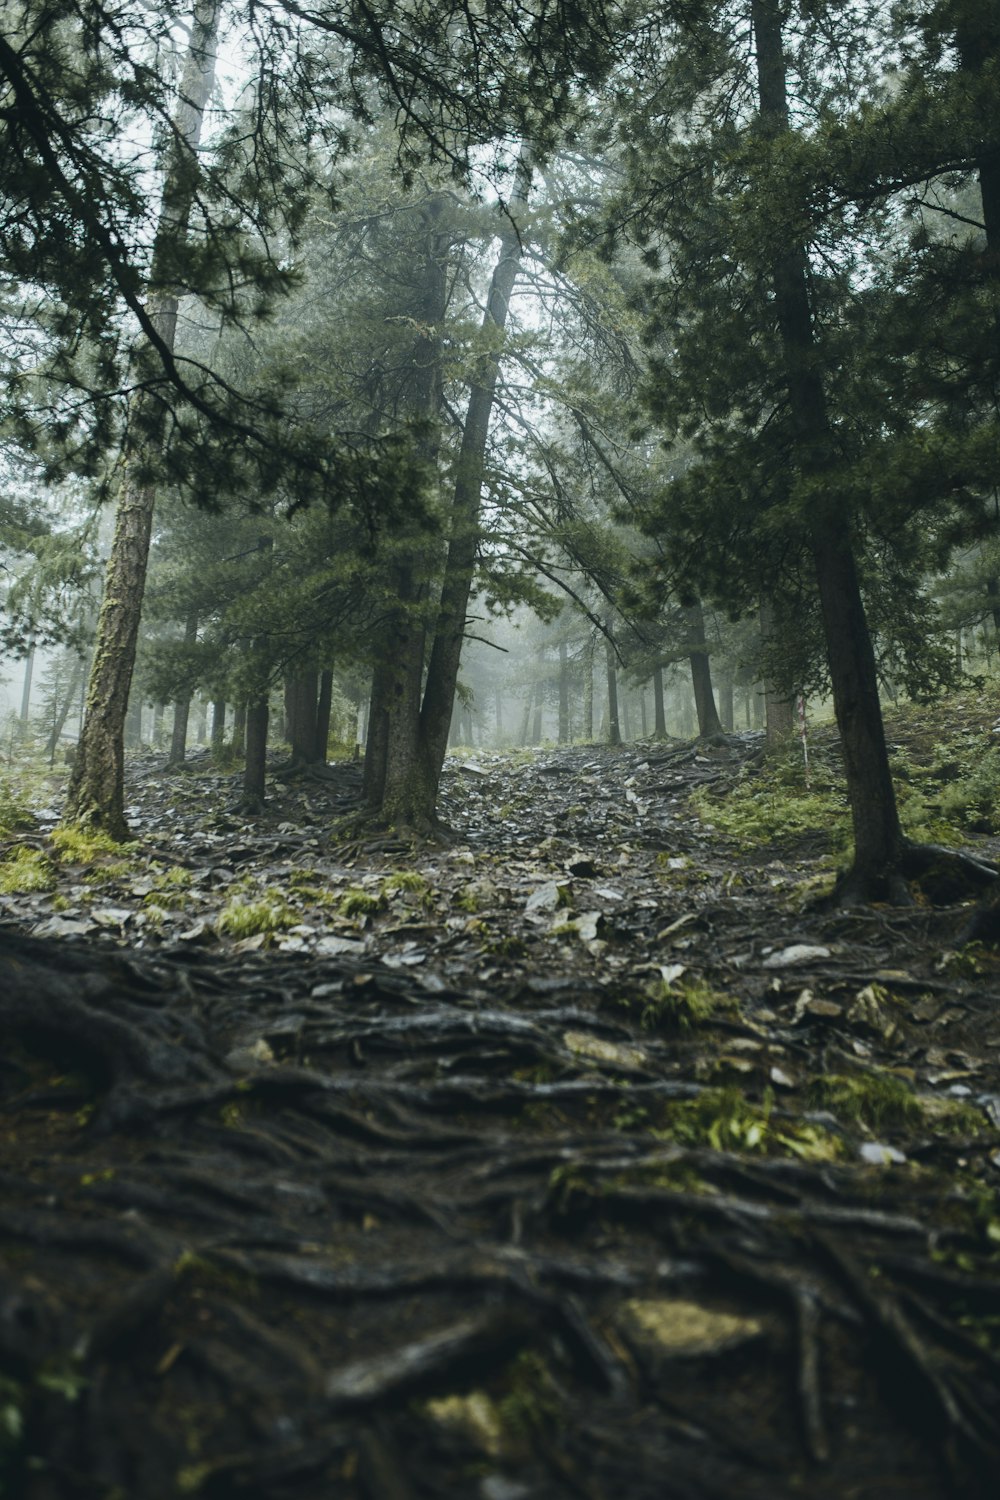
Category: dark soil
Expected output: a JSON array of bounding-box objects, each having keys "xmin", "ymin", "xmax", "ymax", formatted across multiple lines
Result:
[{"xmin": 1, "ymin": 723, "xmax": 999, "ymax": 1499}]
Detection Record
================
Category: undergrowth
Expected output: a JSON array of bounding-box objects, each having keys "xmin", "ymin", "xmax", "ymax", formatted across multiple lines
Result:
[{"xmin": 691, "ymin": 694, "xmax": 1000, "ymax": 851}]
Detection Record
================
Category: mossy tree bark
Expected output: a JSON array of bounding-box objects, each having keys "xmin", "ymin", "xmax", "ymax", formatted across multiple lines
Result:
[{"xmin": 64, "ymin": 1, "xmax": 219, "ymax": 838}]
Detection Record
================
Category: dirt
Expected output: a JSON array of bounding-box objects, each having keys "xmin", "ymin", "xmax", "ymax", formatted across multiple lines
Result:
[{"xmin": 1, "ymin": 724, "xmax": 999, "ymax": 1499}]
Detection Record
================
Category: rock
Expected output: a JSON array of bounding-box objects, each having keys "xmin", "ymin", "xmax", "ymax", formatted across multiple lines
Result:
[
  {"xmin": 425, "ymin": 1391, "xmax": 503, "ymax": 1456},
  {"xmin": 762, "ymin": 944, "xmax": 832, "ymax": 969},
  {"xmin": 562, "ymin": 1031, "xmax": 647, "ymax": 1070},
  {"xmin": 224, "ymin": 1038, "xmax": 275, "ymax": 1073},
  {"xmin": 524, "ymin": 881, "xmax": 562, "ymax": 913},
  {"xmin": 858, "ymin": 1142, "xmax": 907, "ymax": 1165},
  {"xmin": 617, "ymin": 1298, "xmax": 764, "ymax": 1359},
  {"xmin": 32, "ymin": 916, "xmax": 96, "ymax": 939},
  {"xmin": 314, "ymin": 935, "xmax": 366, "ymax": 958}
]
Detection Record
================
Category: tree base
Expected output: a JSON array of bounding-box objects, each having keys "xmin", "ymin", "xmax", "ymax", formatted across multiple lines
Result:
[{"xmin": 827, "ymin": 841, "xmax": 999, "ymax": 909}]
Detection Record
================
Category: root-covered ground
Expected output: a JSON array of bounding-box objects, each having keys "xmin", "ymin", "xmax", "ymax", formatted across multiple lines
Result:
[{"xmin": 2, "ymin": 705, "xmax": 1000, "ymax": 1498}]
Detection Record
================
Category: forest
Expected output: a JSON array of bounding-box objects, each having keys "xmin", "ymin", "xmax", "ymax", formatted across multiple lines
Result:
[{"xmin": 2, "ymin": 1, "xmax": 1000, "ymax": 1496}]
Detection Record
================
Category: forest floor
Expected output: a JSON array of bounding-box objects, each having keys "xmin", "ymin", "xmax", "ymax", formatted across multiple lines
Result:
[{"xmin": 2, "ymin": 690, "xmax": 1000, "ymax": 1499}]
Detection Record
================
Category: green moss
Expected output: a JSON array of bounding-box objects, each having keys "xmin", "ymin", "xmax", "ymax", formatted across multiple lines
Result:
[
  {"xmin": 0, "ymin": 780, "xmax": 37, "ymax": 837},
  {"xmin": 691, "ymin": 766, "xmax": 849, "ymax": 852},
  {"xmin": 382, "ymin": 869, "xmax": 429, "ymax": 898},
  {"xmin": 655, "ymin": 1087, "xmax": 841, "ymax": 1161},
  {"xmin": 497, "ymin": 1351, "xmax": 560, "ymax": 1441},
  {"xmin": 216, "ymin": 892, "xmax": 293, "ymax": 938},
  {"xmin": 807, "ymin": 1071, "xmax": 923, "ymax": 1129},
  {"xmin": 0, "ymin": 846, "xmax": 56, "ymax": 893},
  {"xmin": 624, "ymin": 976, "xmax": 737, "ymax": 1032},
  {"xmin": 84, "ymin": 858, "xmax": 135, "ymax": 885},
  {"xmin": 338, "ymin": 885, "xmax": 384, "ymax": 918},
  {"xmin": 51, "ymin": 825, "xmax": 134, "ymax": 864}
]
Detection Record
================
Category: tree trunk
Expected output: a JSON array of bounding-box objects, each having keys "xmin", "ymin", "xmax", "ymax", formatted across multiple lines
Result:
[
  {"xmin": 315, "ymin": 669, "xmax": 333, "ymax": 763},
  {"xmin": 684, "ymin": 601, "xmax": 724, "ymax": 738},
  {"xmin": 124, "ymin": 687, "xmax": 143, "ymax": 751},
  {"xmin": 168, "ymin": 611, "xmax": 199, "ymax": 766},
  {"xmin": 652, "ymin": 664, "xmax": 667, "ymax": 738},
  {"xmin": 363, "ymin": 665, "xmax": 391, "ymax": 807},
  {"xmin": 752, "ymin": 0, "xmax": 905, "ymax": 894},
  {"xmin": 210, "ymin": 700, "xmax": 226, "ymax": 756},
  {"xmin": 605, "ymin": 625, "xmax": 622, "ymax": 747},
  {"xmin": 717, "ymin": 670, "xmax": 734, "ymax": 733},
  {"xmin": 63, "ymin": 2, "xmax": 219, "ymax": 837},
  {"xmin": 518, "ymin": 688, "xmax": 533, "ymax": 747},
  {"xmin": 759, "ymin": 601, "xmax": 794, "ymax": 746},
  {"xmin": 367, "ymin": 197, "xmax": 450, "ymax": 828},
  {"xmin": 558, "ymin": 641, "xmax": 570, "ymax": 743},
  {"xmin": 531, "ymin": 677, "xmax": 544, "ymax": 745},
  {"xmin": 231, "ymin": 700, "xmax": 247, "ymax": 757},
  {"xmin": 404, "ymin": 152, "xmax": 532, "ymax": 824},
  {"xmin": 583, "ymin": 633, "xmax": 595, "ymax": 740},
  {"xmin": 44, "ymin": 660, "xmax": 83, "ymax": 763},
  {"xmin": 19, "ymin": 645, "xmax": 34, "ymax": 723},
  {"xmin": 285, "ymin": 668, "xmax": 319, "ymax": 766},
  {"xmin": 243, "ymin": 695, "xmax": 269, "ymax": 811}
]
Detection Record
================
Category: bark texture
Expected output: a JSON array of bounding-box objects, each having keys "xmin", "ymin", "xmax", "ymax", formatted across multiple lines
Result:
[
  {"xmin": 64, "ymin": 1, "xmax": 219, "ymax": 837},
  {"xmin": 684, "ymin": 601, "xmax": 724, "ymax": 739},
  {"xmin": 752, "ymin": 0, "xmax": 905, "ymax": 894}
]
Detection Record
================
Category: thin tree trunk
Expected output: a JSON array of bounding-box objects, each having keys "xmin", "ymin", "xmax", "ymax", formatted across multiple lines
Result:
[
  {"xmin": 759, "ymin": 600, "xmax": 794, "ymax": 745},
  {"xmin": 518, "ymin": 688, "xmax": 533, "ymax": 747},
  {"xmin": 558, "ymin": 640, "xmax": 569, "ymax": 743},
  {"xmin": 64, "ymin": 1, "xmax": 219, "ymax": 837},
  {"xmin": 168, "ymin": 611, "xmax": 199, "ymax": 765},
  {"xmin": 243, "ymin": 695, "xmax": 269, "ymax": 811},
  {"xmin": 652, "ymin": 664, "xmax": 666, "ymax": 738},
  {"xmin": 231, "ymin": 700, "xmax": 247, "ymax": 756},
  {"xmin": 408, "ymin": 152, "xmax": 532, "ymax": 822},
  {"xmin": 752, "ymin": 0, "xmax": 904, "ymax": 894},
  {"xmin": 364, "ymin": 665, "xmax": 391, "ymax": 807},
  {"xmin": 315, "ymin": 669, "xmax": 333, "ymax": 763},
  {"xmin": 19, "ymin": 646, "xmax": 34, "ymax": 723},
  {"xmin": 531, "ymin": 678, "xmax": 544, "ymax": 745},
  {"xmin": 684, "ymin": 601, "xmax": 724, "ymax": 738},
  {"xmin": 583, "ymin": 633, "xmax": 595, "ymax": 740},
  {"xmin": 44, "ymin": 660, "xmax": 83, "ymax": 763},
  {"xmin": 717, "ymin": 670, "xmax": 734, "ymax": 732},
  {"xmin": 605, "ymin": 624, "xmax": 621, "ymax": 747},
  {"xmin": 125, "ymin": 691, "xmax": 142, "ymax": 750},
  {"xmin": 210, "ymin": 700, "xmax": 226, "ymax": 756}
]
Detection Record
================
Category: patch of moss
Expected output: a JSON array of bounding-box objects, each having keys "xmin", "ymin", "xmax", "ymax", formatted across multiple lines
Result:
[
  {"xmin": 51, "ymin": 825, "xmax": 134, "ymax": 864},
  {"xmin": 84, "ymin": 858, "xmax": 135, "ymax": 886},
  {"xmin": 807, "ymin": 1070, "xmax": 923, "ymax": 1130},
  {"xmin": 0, "ymin": 845, "xmax": 56, "ymax": 894},
  {"xmin": 338, "ymin": 886, "xmax": 384, "ymax": 918},
  {"xmin": 497, "ymin": 1351, "xmax": 560, "ymax": 1442},
  {"xmin": 691, "ymin": 769, "xmax": 849, "ymax": 852},
  {"xmin": 383, "ymin": 869, "xmax": 429, "ymax": 898},
  {"xmin": 624, "ymin": 976, "xmax": 737, "ymax": 1032},
  {"xmin": 655, "ymin": 1086, "xmax": 842, "ymax": 1161},
  {"xmin": 0, "ymin": 779, "xmax": 36, "ymax": 837},
  {"xmin": 216, "ymin": 892, "xmax": 293, "ymax": 939}
]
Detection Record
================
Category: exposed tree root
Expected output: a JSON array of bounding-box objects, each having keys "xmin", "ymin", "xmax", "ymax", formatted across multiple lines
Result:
[
  {"xmin": 826, "ymin": 840, "xmax": 999, "ymax": 909},
  {"xmin": 1, "ymin": 931, "xmax": 998, "ymax": 1499}
]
